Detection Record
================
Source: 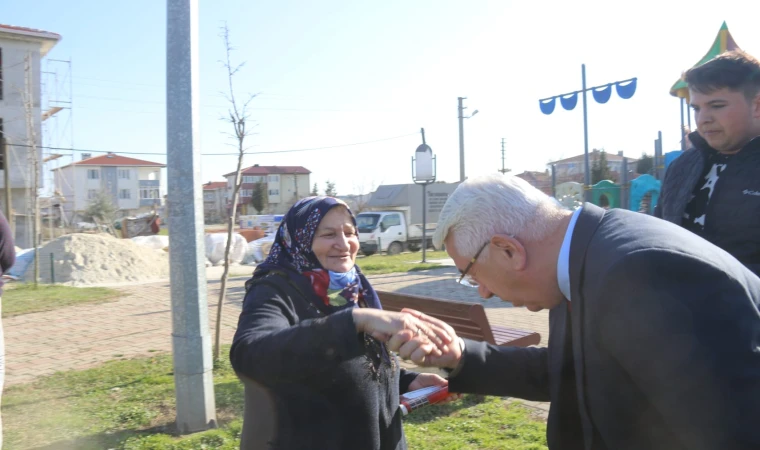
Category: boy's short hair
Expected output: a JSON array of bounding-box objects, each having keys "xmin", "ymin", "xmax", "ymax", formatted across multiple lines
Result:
[{"xmin": 685, "ymin": 50, "xmax": 760, "ymax": 99}]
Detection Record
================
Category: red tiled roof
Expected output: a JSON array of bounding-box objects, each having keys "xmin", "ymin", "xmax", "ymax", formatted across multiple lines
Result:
[
  {"xmin": 61, "ymin": 154, "xmax": 165, "ymax": 168},
  {"xmin": 0, "ymin": 24, "xmax": 61, "ymax": 39},
  {"xmin": 223, "ymin": 165, "xmax": 311, "ymax": 177},
  {"xmin": 203, "ymin": 181, "xmax": 227, "ymax": 190}
]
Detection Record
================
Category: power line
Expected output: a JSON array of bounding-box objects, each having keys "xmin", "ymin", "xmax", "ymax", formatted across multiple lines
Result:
[{"xmin": 10, "ymin": 132, "xmax": 419, "ymax": 157}]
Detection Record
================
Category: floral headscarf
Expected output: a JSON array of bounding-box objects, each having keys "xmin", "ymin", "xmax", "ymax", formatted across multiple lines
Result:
[{"xmin": 248, "ymin": 196, "xmax": 382, "ymax": 314}]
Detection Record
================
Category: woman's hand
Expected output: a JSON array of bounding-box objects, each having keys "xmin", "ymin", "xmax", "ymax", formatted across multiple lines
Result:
[
  {"xmin": 407, "ymin": 373, "xmax": 463, "ymax": 403},
  {"xmin": 352, "ymin": 308, "xmax": 453, "ymax": 354}
]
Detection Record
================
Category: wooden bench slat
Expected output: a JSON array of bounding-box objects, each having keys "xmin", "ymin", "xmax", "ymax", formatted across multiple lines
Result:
[{"xmin": 376, "ymin": 290, "xmax": 541, "ymax": 348}]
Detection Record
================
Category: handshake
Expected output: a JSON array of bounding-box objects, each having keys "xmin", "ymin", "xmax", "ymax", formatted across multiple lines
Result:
[{"xmin": 352, "ymin": 307, "xmax": 463, "ymax": 369}]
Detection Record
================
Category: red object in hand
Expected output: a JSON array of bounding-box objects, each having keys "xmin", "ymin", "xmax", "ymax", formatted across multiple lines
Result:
[{"xmin": 399, "ymin": 385, "xmax": 449, "ymax": 415}]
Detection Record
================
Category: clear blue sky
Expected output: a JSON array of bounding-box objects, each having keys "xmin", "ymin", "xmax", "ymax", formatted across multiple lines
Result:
[{"xmin": 3, "ymin": 0, "xmax": 760, "ymax": 195}]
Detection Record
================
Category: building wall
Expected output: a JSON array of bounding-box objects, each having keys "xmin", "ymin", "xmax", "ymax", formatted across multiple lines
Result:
[
  {"xmin": 0, "ymin": 38, "xmax": 46, "ymax": 247},
  {"xmin": 225, "ymin": 172, "xmax": 310, "ymax": 215},
  {"xmin": 267, "ymin": 174, "xmax": 281, "ymax": 205},
  {"xmin": 0, "ymin": 39, "xmax": 44, "ymax": 190},
  {"xmin": 203, "ymin": 188, "xmax": 225, "ymax": 223}
]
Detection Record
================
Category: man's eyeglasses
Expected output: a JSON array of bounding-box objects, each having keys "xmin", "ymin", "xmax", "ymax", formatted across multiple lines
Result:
[{"xmin": 456, "ymin": 241, "xmax": 489, "ymax": 287}]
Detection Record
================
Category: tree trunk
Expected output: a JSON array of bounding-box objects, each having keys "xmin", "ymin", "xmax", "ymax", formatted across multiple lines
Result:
[{"xmin": 214, "ymin": 148, "xmax": 244, "ymax": 361}]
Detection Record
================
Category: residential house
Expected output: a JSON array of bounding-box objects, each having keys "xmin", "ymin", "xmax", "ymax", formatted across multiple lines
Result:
[
  {"xmin": 0, "ymin": 24, "xmax": 61, "ymax": 247},
  {"xmin": 224, "ymin": 164, "xmax": 310, "ymax": 215},
  {"xmin": 549, "ymin": 150, "xmax": 637, "ymax": 185},
  {"xmin": 54, "ymin": 153, "xmax": 165, "ymax": 222},
  {"xmin": 202, "ymin": 181, "xmax": 226, "ymax": 223},
  {"xmin": 515, "ymin": 170, "xmax": 553, "ymax": 196}
]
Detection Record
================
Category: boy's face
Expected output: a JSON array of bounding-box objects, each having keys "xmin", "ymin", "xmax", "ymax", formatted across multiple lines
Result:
[{"xmin": 690, "ymin": 87, "xmax": 760, "ymax": 154}]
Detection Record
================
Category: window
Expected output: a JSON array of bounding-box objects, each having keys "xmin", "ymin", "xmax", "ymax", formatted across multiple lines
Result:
[
  {"xmin": 240, "ymin": 189, "xmax": 252, "ymax": 197},
  {"xmin": 140, "ymin": 188, "xmax": 159, "ymax": 199},
  {"xmin": 0, "ymin": 48, "xmax": 3, "ymax": 101},
  {"xmin": 118, "ymin": 169, "xmax": 131, "ymax": 179},
  {"xmin": 243, "ymin": 176, "xmax": 264, "ymax": 183},
  {"xmin": 382, "ymin": 214, "xmax": 401, "ymax": 227},
  {"xmin": 268, "ymin": 175, "xmax": 280, "ymax": 182},
  {"xmin": 204, "ymin": 192, "xmax": 215, "ymax": 201},
  {"xmin": 119, "ymin": 189, "xmax": 131, "ymax": 199},
  {"xmin": 87, "ymin": 189, "xmax": 98, "ymax": 200},
  {"xmin": 87, "ymin": 169, "xmax": 100, "ymax": 180},
  {"xmin": 268, "ymin": 189, "xmax": 279, "ymax": 196}
]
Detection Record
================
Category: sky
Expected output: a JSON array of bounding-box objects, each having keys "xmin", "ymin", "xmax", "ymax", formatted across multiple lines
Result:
[{"xmin": 3, "ymin": 0, "xmax": 760, "ymax": 196}]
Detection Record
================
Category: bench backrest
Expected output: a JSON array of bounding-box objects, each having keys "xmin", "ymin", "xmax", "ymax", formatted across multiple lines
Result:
[{"xmin": 376, "ymin": 290, "xmax": 496, "ymax": 344}]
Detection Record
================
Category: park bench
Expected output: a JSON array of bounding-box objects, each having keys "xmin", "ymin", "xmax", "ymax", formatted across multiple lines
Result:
[{"xmin": 376, "ymin": 290, "xmax": 541, "ymax": 347}]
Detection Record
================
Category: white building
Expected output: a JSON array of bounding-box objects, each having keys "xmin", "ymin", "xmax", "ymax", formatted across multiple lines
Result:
[
  {"xmin": 202, "ymin": 181, "xmax": 227, "ymax": 223},
  {"xmin": 0, "ymin": 24, "xmax": 61, "ymax": 247},
  {"xmin": 224, "ymin": 165, "xmax": 311, "ymax": 215},
  {"xmin": 54, "ymin": 153, "xmax": 165, "ymax": 222}
]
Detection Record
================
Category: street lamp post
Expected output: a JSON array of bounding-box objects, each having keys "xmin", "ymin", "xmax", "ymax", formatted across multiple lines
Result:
[
  {"xmin": 166, "ymin": 0, "xmax": 217, "ymax": 433},
  {"xmin": 412, "ymin": 128, "xmax": 436, "ymax": 263},
  {"xmin": 539, "ymin": 65, "xmax": 636, "ymax": 200},
  {"xmin": 457, "ymin": 97, "xmax": 478, "ymax": 182}
]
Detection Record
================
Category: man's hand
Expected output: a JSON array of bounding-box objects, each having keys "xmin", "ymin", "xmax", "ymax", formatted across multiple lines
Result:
[
  {"xmin": 392, "ymin": 309, "xmax": 464, "ymax": 369},
  {"xmin": 352, "ymin": 308, "xmax": 453, "ymax": 356}
]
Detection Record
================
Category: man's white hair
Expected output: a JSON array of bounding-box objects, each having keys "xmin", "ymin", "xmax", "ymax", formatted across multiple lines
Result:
[{"xmin": 433, "ymin": 173, "xmax": 562, "ymax": 258}]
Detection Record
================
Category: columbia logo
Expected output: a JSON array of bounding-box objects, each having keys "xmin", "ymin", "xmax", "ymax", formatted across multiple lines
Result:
[{"xmin": 743, "ymin": 189, "xmax": 760, "ymax": 197}]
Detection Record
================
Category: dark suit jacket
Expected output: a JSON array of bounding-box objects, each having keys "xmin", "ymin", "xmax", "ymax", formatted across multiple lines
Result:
[{"xmin": 448, "ymin": 204, "xmax": 760, "ymax": 450}]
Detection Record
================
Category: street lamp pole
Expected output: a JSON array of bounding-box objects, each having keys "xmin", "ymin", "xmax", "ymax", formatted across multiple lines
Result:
[
  {"xmin": 457, "ymin": 97, "xmax": 478, "ymax": 182},
  {"xmin": 412, "ymin": 128, "xmax": 436, "ymax": 263},
  {"xmin": 166, "ymin": 0, "xmax": 217, "ymax": 433},
  {"xmin": 539, "ymin": 65, "xmax": 637, "ymax": 201}
]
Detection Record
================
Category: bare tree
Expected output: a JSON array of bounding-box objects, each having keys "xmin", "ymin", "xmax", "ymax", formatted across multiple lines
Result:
[
  {"xmin": 351, "ymin": 179, "xmax": 377, "ymax": 213},
  {"xmin": 215, "ymin": 23, "xmax": 257, "ymax": 361}
]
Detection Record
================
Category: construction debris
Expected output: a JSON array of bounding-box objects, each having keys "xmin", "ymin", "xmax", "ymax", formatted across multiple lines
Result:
[{"xmin": 37, "ymin": 233, "xmax": 169, "ymax": 286}]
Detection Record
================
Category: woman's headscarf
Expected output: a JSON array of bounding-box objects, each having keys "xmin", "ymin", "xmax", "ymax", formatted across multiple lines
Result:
[{"xmin": 248, "ymin": 196, "xmax": 382, "ymax": 314}]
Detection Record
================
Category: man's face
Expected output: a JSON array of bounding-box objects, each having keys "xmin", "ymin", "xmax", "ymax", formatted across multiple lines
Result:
[
  {"xmin": 446, "ymin": 236, "xmax": 563, "ymax": 312},
  {"xmin": 690, "ymin": 87, "xmax": 760, "ymax": 154}
]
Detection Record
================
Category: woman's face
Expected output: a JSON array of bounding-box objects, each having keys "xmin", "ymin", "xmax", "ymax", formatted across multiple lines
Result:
[{"xmin": 311, "ymin": 206, "xmax": 359, "ymax": 273}]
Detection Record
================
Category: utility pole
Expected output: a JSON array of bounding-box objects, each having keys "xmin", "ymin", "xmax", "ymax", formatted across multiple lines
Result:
[
  {"xmin": 166, "ymin": 0, "xmax": 217, "ymax": 433},
  {"xmin": 457, "ymin": 97, "xmax": 465, "ymax": 182},
  {"xmin": 498, "ymin": 138, "xmax": 510, "ymax": 174},
  {"xmin": 457, "ymin": 97, "xmax": 478, "ymax": 182}
]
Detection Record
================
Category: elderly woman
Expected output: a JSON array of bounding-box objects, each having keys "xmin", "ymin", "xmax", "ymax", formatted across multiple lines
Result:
[{"xmin": 230, "ymin": 196, "xmax": 453, "ymax": 450}]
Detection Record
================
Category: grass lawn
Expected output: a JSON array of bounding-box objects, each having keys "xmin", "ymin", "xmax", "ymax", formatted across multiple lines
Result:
[
  {"xmin": 3, "ymin": 347, "xmax": 547, "ymax": 449},
  {"xmin": 2, "ymin": 284, "xmax": 123, "ymax": 318},
  {"xmin": 358, "ymin": 250, "xmax": 449, "ymax": 275}
]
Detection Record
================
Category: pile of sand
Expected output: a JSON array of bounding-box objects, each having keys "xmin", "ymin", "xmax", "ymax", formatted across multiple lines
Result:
[{"xmin": 37, "ymin": 233, "xmax": 170, "ymax": 286}]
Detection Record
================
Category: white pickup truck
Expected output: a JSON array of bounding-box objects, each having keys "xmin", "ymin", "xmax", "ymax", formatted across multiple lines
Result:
[{"xmin": 356, "ymin": 208, "xmax": 436, "ymax": 256}]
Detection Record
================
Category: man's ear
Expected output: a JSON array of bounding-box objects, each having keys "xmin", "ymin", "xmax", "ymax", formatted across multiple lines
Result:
[
  {"xmin": 490, "ymin": 234, "xmax": 526, "ymax": 271},
  {"xmin": 752, "ymin": 92, "xmax": 760, "ymax": 120}
]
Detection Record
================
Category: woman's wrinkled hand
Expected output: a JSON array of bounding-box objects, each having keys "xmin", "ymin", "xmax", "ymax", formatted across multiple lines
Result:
[{"xmin": 352, "ymin": 308, "xmax": 453, "ymax": 356}]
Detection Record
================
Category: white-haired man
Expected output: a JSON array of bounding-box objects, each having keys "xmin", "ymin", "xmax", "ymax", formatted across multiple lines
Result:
[{"xmin": 393, "ymin": 174, "xmax": 760, "ymax": 450}]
